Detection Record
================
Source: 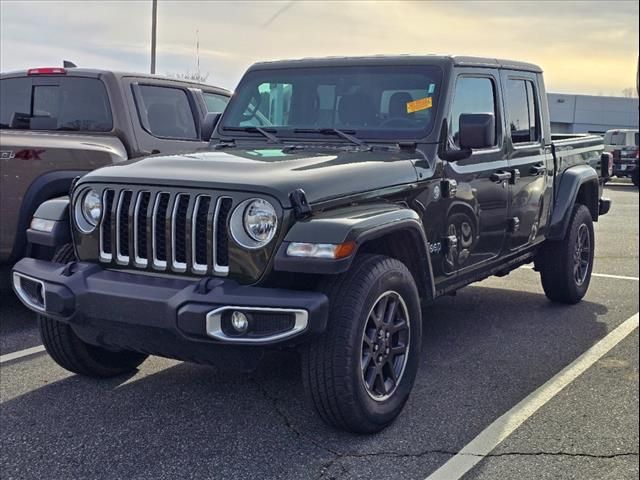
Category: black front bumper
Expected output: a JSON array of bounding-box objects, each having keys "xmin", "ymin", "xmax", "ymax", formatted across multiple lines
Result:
[{"xmin": 12, "ymin": 258, "xmax": 329, "ymax": 363}]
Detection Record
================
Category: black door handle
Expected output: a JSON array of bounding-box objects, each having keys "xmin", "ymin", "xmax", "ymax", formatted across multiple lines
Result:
[
  {"xmin": 530, "ymin": 164, "xmax": 547, "ymax": 175},
  {"xmin": 490, "ymin": 171, "xmax": 512, "ymax": 183}
]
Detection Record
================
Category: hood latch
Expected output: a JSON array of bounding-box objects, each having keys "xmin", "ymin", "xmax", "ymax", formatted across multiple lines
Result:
[{"xmin": 289, "ymin": 189, "xmax": 312, "ymax": 219}]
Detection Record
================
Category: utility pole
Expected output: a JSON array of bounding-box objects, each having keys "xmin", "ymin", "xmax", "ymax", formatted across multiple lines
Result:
[
  {"xmin": 150, "ymin": 0, "xmax": 157, "ymax": 74},
  {"xmin": 196, "ymin": 29, "xmax": 200, "ymax": 80}
]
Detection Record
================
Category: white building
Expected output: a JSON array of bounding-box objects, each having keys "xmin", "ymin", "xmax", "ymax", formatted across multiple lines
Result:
[{"xmin": 548, "ymin": 93, "xmax": 639, "ymax": 134}]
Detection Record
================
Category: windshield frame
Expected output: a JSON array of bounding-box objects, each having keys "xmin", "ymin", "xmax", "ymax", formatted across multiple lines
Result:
[{"xmin": 217, "ymin": 64, "xmax": 444, "ymax": 144}]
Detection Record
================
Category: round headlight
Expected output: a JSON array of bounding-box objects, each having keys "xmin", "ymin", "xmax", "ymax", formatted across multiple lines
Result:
[
  {"xmin": 75, "ymin": 189, "xmax": 102, "ymax": 232},
  {"xmin": 244, "ymin": 199, "xmax": 277, "ymax": 242},
  {"xmin": 230, "ymin": 198, "xmax": 278, "ymax": 249}
]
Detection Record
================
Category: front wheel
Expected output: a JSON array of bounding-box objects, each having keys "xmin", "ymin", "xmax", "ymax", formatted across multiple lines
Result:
[
  {"xmin": 536, "ymin": 204, "xmax": 594, "ymax": 304},
  {"xmin": 38, "ymin": 243, "xmax": 148, "ymax": 377},
  {"xmin": 301, "ymin": 254, "xmax": 422, "ymax": 433}
]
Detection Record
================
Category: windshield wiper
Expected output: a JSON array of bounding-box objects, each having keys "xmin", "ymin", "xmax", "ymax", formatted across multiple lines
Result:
[
  {"xmin": 293, "ymin": 128, "xmax": 370, "ymax": 149},
  {"xmin": 212, "ymin": 138, "xmax": 236, "ymax": 149},
  {"xmin": 223, "ymin": 126, "xmax": 281, "ymax": 144}
]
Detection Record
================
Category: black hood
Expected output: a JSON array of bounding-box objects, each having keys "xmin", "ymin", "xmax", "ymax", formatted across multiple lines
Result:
[{"xmin": 78, "ymin": 147, "xmax": 420, "ymax": 207}]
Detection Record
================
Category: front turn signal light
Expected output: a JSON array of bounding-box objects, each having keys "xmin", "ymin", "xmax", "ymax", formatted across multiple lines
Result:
[{"xmin": 286, "ymin": 241, "xmax": 355, "ymax": 259}]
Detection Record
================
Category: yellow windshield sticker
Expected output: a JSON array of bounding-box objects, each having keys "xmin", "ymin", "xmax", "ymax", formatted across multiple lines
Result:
[{"xmin": 406, "ymin": 97, "xmax": 432, "ymax": 113}]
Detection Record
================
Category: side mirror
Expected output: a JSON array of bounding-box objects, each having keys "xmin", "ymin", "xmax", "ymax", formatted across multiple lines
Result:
[
  {"xmin": 600, "ymin": 152, "xmax": 613, "ymax": 179},
  {"xmin": 459, "ymin": 113, "xmax": 495, "ymax": 150},
  {"xmin": 201, "ymin": 112, "xmax": 221, "ymax": 141}
]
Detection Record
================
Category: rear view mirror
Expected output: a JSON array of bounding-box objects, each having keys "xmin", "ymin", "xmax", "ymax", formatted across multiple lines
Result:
[
  {"xmin": 201, "ymin": 112, "xmax": 221, "ymax": 141},
  {"xmin": 459, "ymin": 113, "xmax": 495, "ymax": 149}
]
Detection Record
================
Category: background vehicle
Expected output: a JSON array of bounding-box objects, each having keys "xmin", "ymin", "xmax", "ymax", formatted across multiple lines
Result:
[
  {"xmin": 0, "ymin": 67, "xmax": 230, "ymax": 264},
  {"xmin": 603, "ymin": 128, "xmax": 639, "ymax": 186},
  {"xmin": 13, "ymin": 56, "xmax": 611, "ymax": 433}
]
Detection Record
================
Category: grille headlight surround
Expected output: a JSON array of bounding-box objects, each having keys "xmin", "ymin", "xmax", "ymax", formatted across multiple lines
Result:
[
  {"xmin": 75, "ymin": 189, "xmax": 102, "ymax": 233},
  {"xmin": 230, "ymin": 198, "xmax": 278, "ymax": 249}
]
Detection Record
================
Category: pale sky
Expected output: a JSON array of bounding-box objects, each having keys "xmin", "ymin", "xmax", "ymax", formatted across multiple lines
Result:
[{"xmin": 1, "ymin": 0, "xmax": 638, "ymax": 96}]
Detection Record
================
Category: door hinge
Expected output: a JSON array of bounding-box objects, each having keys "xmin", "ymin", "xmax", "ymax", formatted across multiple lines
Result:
[
  {"xmin": 440, "ymin": 179, "xmax": 458, "ymax": 198},
  {"xmin": 510, "ymin": 169, "xmax": 520, "ymax": 184},
  {"xmin": 508, "ymin": 217, "xmax": 520, "ymax": 233},
  {"xmin": 289, "ymin": 188, "xmax": 312, "ymax": 219}
]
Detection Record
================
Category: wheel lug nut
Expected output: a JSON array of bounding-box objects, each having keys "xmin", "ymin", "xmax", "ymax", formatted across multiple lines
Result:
[
  {"xmin": 385, "ymin": 347, "xmax": 390, "ymax": 355},
  {"xmin": 386, "ymin": 332, "xmax": 390, "ymax": 338},
  {"xmin": 373, "ymin": 344, "xmax": 378, "ymax": 351},
  {"xmin": 378, "ymin": 355, "xmax": 383, "ymax": 363}
]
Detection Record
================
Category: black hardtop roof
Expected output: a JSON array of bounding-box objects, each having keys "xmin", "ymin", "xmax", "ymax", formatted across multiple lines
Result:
[
  {"xmin": 248, "ymin": 54, "xmax": 542, "ymax": 73},
  {"xmin": 0, "ymin": 67, "xmax": 231, "ymax": 94}
]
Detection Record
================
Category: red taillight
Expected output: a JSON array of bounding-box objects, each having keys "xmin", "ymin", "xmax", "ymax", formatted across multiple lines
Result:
[{"xmin": 27, "ymin": 67, "xmax": 66, "ymax": 75}]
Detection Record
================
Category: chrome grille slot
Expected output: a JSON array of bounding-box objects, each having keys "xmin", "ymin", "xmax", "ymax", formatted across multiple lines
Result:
[
  {"xmin": 116, "ymin": 190, "xmax": 133, "ymax": 265},
  {"xmin": 99, "ymin": 189, "xmax": 115, "ymax": 261},
  {"xmin": 133, "ymin": 191, "xmax": 150, "ymax": 267},
  {"xmin": 214, "ymin": 197, "xmax": 232, "ymax": 274},
  {"xmin": 96, "ymin": 186, "xmax": 232, "ymax": 276},
  {"xmin": 171, "ymin": 194, "xmax": 190, "ymax": 272},
  {"xmin": 152, "ymin": 192, "xmax": 170, "ymax": 269},
  {"xmin": 192, "ymin": 195, "xmax": 211, "ymax": 273}
]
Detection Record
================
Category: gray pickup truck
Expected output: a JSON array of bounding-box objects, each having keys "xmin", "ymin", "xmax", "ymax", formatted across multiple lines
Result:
[
  {"xmin": 13, "ymin": 55, "xmax": 612, "ymax": 433},
  {"xmin": 0, "ymin": 67, "xmax": 230, "ymax": 264}
]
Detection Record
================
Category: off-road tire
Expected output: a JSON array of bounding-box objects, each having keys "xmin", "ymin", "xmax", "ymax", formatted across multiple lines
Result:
[
  {"xmin": 537, "ymin": 204, "xmax": 594, "ymax": 304},
  {"xmin": 301, "ymin": 254, "xmax": 422, "ymax": 433},
  {"xmin": 38, "ymin": 244, "xmax": 148, "ymax": 377}
]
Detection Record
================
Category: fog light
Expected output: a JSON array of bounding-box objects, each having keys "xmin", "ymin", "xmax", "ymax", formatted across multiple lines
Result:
[{"xmin": 231, "ymin": 311, "xmax": 249, "ymax": 333}]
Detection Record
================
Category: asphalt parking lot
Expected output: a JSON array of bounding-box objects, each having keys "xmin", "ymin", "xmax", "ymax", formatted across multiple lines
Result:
[{"xmin": 1, "ymin": 183, "xmax": 638, "ymax": 480}]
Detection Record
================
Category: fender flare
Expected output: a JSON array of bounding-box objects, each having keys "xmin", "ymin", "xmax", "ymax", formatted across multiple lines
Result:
[
  {"xmin": 547, "ymin": 164, "xmax": 599, "ymax": 241},
  {"xmin": 274, "ymin": 203, "xmax": 436, "ymax": 299},
  {"xmin": 27, "ymin": 196, "xmax": 72, "ymax": 249},
  {"xmin": 9, "ymin": 170, "xmax": 87, "ymax": 261}
]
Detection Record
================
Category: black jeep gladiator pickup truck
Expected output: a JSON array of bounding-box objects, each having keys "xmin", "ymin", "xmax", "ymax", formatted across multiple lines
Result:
[{"xmin": 12, "ymin": 56, "xmax": 612, "ymax": 433}]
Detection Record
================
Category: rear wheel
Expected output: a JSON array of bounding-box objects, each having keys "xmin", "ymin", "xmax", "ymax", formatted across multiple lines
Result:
[
  {"xmin": 38, "ymin": 244, "xmax": 148, "ymax": 377},
  {"xmin": 632, "ymin": 169, "xmax": 639, "ymax": 187},
  {"xmin": 537, "ymin": 204, "xmax": 594, "ymax": 304},
  {"xmin": 301, "ymin": 254, "xmax": 422, "ymax": 433}
]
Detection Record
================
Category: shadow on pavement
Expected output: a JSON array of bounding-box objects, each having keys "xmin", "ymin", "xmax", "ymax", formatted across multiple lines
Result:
[{"xmin": 1, "ymin": 285, "xmax": 609, "ymax": 480}]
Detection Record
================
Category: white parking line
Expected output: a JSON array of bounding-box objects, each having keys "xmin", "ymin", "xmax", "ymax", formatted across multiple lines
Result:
[
  {"xmin": 590, "ymin": 272, "xmax": 639, "ymax": 281},
  {"xmin": 519, "ymin": 265, "xmax": 639, "ymax": 281},
  {"xmin": 425, "ymin": 312, "xmax": 639, "ymax": 480},
  {"xmin": 0, "ymin": 345, "xmax": 46, "ymax": 364}
]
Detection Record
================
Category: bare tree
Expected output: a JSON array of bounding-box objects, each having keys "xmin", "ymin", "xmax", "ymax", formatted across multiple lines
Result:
[
  {"xmin": 167, "ymin": 71, "xmax": 210, "ymax": 83},
  {"xmin": 621, "ymin": 87, "xmax": 638, "ymax": 98}
]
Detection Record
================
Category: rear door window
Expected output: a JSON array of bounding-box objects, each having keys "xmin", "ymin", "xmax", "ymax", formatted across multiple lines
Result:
[
  {"xmin": 203, "ymin": 92, "xmax": 229, "ymax": 113},
  {"xmin": 505, "ymin": 79, "xmax": 539, "ymax": 144},
  {"xmin": 135, "ymin": 85, "xmax": 198, "ymax": 140},
  {"xmin": 0, "ymin": 77, "xmax": 112, "ymax": 131}
]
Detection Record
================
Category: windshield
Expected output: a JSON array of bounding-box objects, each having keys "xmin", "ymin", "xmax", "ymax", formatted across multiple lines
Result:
[
  {"xmin": 604, "ymin": 131, "xmax": 635, "ymax": 146},
  {"xmin": 0, "ymin": 76, "xmax": 112, "ymax": 131},
  {"xmin": 221, "ymin": 65, "xmax": 442, "ymax": 141}
]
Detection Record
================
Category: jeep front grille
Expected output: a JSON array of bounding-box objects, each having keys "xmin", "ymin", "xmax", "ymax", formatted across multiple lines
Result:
[{"xmin": 99, "ymin": 188, "xmax": 232, "ymax": 276}]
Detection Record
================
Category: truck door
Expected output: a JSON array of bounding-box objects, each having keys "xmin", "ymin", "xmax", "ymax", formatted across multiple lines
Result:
[
  {"xmin": 500, "ymin": 71, "xmax": 548, "ymax": 251},
  {"xmin": 442, "ymin": 71, "xmax": 509, "ymax": 274}
]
